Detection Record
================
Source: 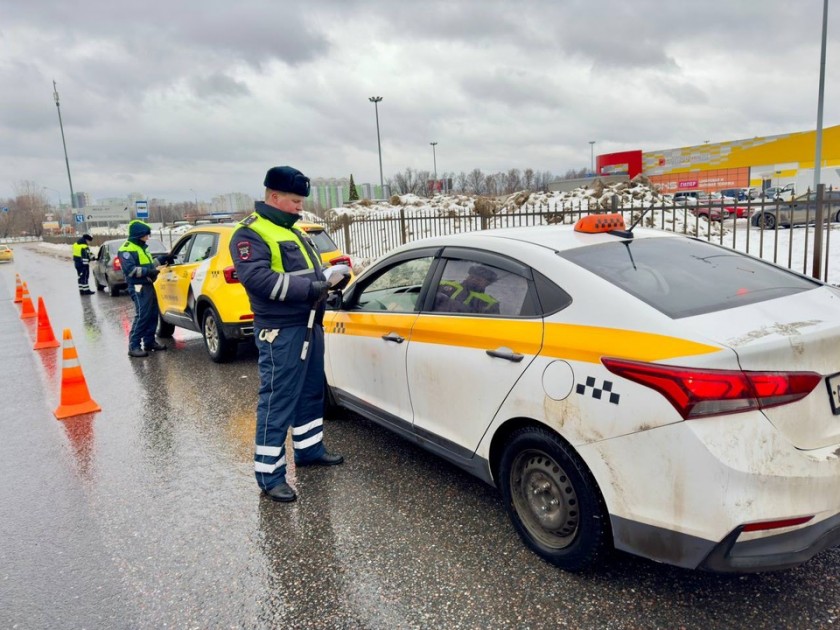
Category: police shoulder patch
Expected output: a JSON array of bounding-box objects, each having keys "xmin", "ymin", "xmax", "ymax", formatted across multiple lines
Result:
[
  {"xmin": 236, "ymin": 241, "xmax": 252, "ymax": 261},
  {"xmin": 122, "ymin": 252, "xmax": 132, "ymax": 259}
]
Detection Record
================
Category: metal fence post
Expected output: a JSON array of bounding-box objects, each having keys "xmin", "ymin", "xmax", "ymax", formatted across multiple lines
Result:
[
  {"xmin": 343, "ymin": 221, "xmax": 352, "ymax": 257},
  {"xmin": 399, "ymin": 207, "xmax": 407, "ymax": 245}
]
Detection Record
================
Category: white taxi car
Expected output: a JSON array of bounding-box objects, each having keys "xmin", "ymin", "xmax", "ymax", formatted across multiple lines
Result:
[{"xmin": 323, "ymin": 214, "xmax": 840, "ymax": 573}]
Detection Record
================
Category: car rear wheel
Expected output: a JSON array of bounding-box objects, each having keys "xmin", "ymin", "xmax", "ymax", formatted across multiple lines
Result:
[
  {"xmin": 107, "ymin": 278, "xmax": 121, "ymax": 297},
  {"xmin": 202, "ymin": 307, "xmax": 237, "ymax": 363},
  {"xmin": 756, "ymin": 212, "xmax": 777, "ymax": 230},
  {"xmin": 157, "ymin": 315, "xmax": 175, "ymax": 338},
  {"xmin": 499, "ymin": 426, "xmax": 610, "ymax": 572}
]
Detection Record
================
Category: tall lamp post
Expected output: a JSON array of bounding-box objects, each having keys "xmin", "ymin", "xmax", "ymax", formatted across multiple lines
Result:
[
  {"xmin": 369, "ymin": 96, "xmax": 384, "ymax": 196},
  {"xmin": 430, "ymin": 142, "xmax": 438, "ymax": 194},
  {"xmin": 589, "ymin": 140, "xmax": 596, "ymax": 175},
  {"xmin": 190, "ymin": 188, "xmax": 200, "ymax": 212},
  {"xmin": 53, "ymin": 80, "xmax": 76, "ymax": 209}
]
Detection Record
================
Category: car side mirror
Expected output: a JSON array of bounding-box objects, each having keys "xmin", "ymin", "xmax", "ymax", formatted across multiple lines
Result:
[{"xmin": 325, "ymin": 291, "xmax": 343, "ymax": 310}]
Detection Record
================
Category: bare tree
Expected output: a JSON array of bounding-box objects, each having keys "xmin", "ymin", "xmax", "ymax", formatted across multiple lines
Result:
[
  {"xmin": 11, "ymin": 180, "xmax": 49, "ymax": 237},
  {"xmin": 523, "ymin": 168, "xmax": 535, "ymax": 191},
  {"xmin": 455, "ymin": 172, "xmax": 468, "ymax": 194},
  {"xmin": 466, "ymin": 169, "xmax": 485, "ymax": 194}
]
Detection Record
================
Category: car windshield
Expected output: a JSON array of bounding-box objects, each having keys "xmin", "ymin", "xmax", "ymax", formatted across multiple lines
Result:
[
  {"xmin": 306, "ymin": 229, "xmax": 339, "ymax": 254},
  {"xmin": 559, "ymin": 237, "xmax": 819, "ymax": 318}
]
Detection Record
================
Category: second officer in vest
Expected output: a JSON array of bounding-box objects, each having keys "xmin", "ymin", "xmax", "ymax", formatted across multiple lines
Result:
[
  {"xmin": 231, "ymin": 166, "xmax": 345, "ymax": 503},
  {"xmin": 119, "ymin": 220, "xmax": 168, "ymax": 357}
]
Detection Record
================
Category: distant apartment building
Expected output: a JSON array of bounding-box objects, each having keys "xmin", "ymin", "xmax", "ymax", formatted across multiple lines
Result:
[
  {"xmin": 72, "ymin": 191, "xmax": 90, "ymax": 208},
  {"xmin": 210, "ymin": 192, "xmax": 254, "ymax": 215},
  {"xmin": 308, "ymin": 177, "xmax": 389, "ymax": 212}
]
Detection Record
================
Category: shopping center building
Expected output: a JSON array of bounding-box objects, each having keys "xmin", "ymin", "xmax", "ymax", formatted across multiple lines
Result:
[{"xmin": 596, "ymin": 124, "xmax": 840, "ymax": 195}]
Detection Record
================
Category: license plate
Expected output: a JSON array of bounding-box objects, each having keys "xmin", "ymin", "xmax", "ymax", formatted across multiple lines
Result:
[{"xmin": 826, "ymin": 372, "xmax": 840, "ymax": 415}]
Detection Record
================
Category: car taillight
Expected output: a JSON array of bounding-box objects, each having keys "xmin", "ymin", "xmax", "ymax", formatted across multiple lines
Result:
[
  {"xmin": 328, "ymin": 255, "xmax": 352, "ymax": 268},
  {"xmin": 223, "ymin": 266, "xmax": 239, "ymax": 283},
  {"xmin": 601, "ymin": 358, "xmax": 821, "ymax": 419},
  {"xmin": 112, "ymin": 256, "xmax": 122, "ymax": 271}
]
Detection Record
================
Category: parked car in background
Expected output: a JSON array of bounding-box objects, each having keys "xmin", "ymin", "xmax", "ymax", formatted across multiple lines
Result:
[
  {"xmin": 762, "ymin": 184, "xmax": 796, "ymax": 201},
  {"xmin": 155, "ymin": 221, "xmax": 352, "ymax": 362},
  {"xmin": 0, "ymin": 244, "xmax": 13, "ymax": 262},
  {"xmin": 751, "ymin": 190, "xmax": 840, "ymax": 229},
  {"xmin": 92, "ymin": 238, "xmax": 169, "ymax": 297},
  {"xmin": 672, "ymin": 191, "xmax": 700, "ymax": 207}
]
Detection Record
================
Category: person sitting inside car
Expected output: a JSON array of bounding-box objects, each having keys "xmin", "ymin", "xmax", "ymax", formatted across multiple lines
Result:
[{"xmin": 436, "ymin": 265, "xmax": 501, "ymax": 315}]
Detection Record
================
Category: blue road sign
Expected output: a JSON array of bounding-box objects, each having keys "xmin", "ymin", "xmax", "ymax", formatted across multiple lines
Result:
[
  {"xmin": 75, "ymin": 214, "xmax": 85, "ymax": 223},
  {"xmin": 1, "ymin": 207, "xmax": 8, "ymax": 213},
  {"xmin": 135, "ymin": 200, "xmax": 149, "ymax": 219}
]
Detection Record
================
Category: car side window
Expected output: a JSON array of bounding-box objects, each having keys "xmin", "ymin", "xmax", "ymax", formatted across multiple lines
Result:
[
  {"xmin": 431, "ymin": 259, "xmax": 529, "ymax": 317},
  {"xmin": 355, "ymin": 257, "xmax": 434, "ymax": 312},
  {"xmin": 187, "ymin": 233, "xmax": 216, "ymax": 263},
  {"xmin": 169, "ymin": 236, "xmax": 193, "ymax": 266}
]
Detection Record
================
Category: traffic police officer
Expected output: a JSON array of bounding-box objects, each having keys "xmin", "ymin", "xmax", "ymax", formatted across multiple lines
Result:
[
  {"xmin": 119, "ymin": 219, "xmax": 167, "ymax": 358},
  {"xmin": 73, "ymin": 233, "xmax": 94, "ymax": 295},
  {"xmin": 438, "ymin": 265, "xmax": 501, "ymax": 314},
  {"xmin": 231, "ymin": 166, "xmax": 346, "ymax": 503}
]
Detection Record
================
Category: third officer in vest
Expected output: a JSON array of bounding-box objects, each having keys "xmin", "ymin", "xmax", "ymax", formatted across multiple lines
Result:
[
  {"xmin": 230, "ymin": 166, "xmax": 346, "ymax": 503},
  {"xmin": 73, "ymin": 233, "xmax": 94, "ymax": 295}
]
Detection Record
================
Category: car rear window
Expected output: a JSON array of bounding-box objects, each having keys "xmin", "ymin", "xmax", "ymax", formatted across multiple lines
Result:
[{"xmin": 559, "ymin": 237, "xmax": 819, "ymax": 318}]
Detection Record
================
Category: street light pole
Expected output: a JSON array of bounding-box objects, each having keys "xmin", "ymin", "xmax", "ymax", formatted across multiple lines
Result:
[
  {"xmin": 589, "ymin": 140, "xmax": 596, "ymax": 175},
  {"xmin": 53, "ymin": 80, "xmax": 77, "ymax": 209},
  {"xmin": 369, "ymin": 96, "xmax": 384, "ymax": 196},
  {"xmin": 430, "ymin": 142, "xmax": 438, "ymax": 194},
  {"xmin": 813, "ymin": 0, "xmax": 828, "ymax": 192}
]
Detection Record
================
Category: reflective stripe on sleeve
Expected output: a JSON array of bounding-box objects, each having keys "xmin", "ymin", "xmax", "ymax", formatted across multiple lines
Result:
[{"xmin": 269, "ymin": 275, "xmax": 286, "ymax": 300}]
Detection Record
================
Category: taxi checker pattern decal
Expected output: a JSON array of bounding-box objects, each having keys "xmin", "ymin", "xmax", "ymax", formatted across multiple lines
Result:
[
  {"xmin": 576, "ymin": 377, "xmax": 620, "ymax": 405},
  {"xmin": 324, "ymin": 313, "xmax": 721, "ymax": 364}
]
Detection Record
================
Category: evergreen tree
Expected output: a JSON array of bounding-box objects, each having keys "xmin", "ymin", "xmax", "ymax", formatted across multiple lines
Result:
[{"xmin": 348, "ymin": 174, "xmax": 360, "ymax": 201}]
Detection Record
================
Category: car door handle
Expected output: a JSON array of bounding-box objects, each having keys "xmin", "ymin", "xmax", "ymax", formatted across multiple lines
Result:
[
  {"xmin": 486, "ymin": 347, "xmax": 524, "ymax": 362},
  {"xmin": 382, "ymin": 332, "xmax": 405, "ymax": 344}
]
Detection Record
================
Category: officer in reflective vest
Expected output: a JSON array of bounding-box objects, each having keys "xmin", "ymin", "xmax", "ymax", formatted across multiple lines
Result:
[
  {"xmin": 119, "ymin": 220, "xmax": 167, "ymax": 358},
  {"xmin": 438, "ymin": 265, "xmax": 501, "ymax": 314},
  {"xmin": 73, "ymin": 233, "xmax": 94, "ymax": 295},
  {"xmin": 230, "ymin": 166, "xmax": 346, "ymax": 503}
]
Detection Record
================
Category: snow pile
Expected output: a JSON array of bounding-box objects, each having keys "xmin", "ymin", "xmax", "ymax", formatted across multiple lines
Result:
[{"xmin": 324, "ymin": 175, "xmax": 722, "ymax": 240}]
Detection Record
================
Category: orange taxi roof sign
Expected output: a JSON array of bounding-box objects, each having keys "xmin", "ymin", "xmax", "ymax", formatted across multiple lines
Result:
[{"xmin": 574, "ymin": 213, "xmax": 626, "ymax": 233}]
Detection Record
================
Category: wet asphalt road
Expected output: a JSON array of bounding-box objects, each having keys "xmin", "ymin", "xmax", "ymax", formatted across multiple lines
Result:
[{"xmin": 2, "ymin": 243, "xmax": 840, "ymax": 629}]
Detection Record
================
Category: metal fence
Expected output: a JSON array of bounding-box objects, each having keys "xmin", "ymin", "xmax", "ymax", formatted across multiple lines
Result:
[{"xmin": 323, "ymin": 192, "xmax": 840, "ymax": 283}]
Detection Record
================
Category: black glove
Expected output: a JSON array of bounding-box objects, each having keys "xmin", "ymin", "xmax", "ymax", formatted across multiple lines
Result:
[
  {"xmin": 148, "ymin": 268, "xmax": 160, "ymax": 282},
  {"xmin": 308, "ymin": 280, "xmax": 329, "ymax": 303}
]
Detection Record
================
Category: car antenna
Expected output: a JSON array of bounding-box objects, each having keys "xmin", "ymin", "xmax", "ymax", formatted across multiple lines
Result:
[{"xmin": 628, "ymin": 199, "xmax": 659, "ymax": 233}]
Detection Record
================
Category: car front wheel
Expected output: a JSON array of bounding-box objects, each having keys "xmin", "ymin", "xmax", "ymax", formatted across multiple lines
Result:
[
  {"xmin": 107, "ymin": 277, "xmax": 121, "ymax": 297},
  {"xmin": 499, "ymin": 426, "xmax": 610, "ymax": 572},
  {"xmin": 202, "ymin": 307, "xmax": 237, "ymax": 363}
]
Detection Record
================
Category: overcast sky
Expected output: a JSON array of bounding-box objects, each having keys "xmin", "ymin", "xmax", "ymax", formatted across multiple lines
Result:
[{"xmin": 1, "ymin": 0, "xmax": 837, "ymax": 204}]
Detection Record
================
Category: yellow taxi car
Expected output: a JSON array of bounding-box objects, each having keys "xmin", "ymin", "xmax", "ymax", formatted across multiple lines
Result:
[
  {"xmin": 155, "ymin": 221, "xmax": 350, "ymax": 362},
  {"xmin": 0, "ymin": 244, "xmax": 13, "ymax": 262}
]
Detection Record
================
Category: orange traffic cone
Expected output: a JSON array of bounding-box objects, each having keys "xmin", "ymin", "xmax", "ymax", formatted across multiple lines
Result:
[
  {"xmin": 19, "ymin": 282, "xmax": 36, "ymax": 319},
  {"xmin": 33, "ymin": 297, "xmax": 61, "ymax": 350},
  {"xmin": 14, "ymin": 273, "xmax": 23, "ymax": 303},
  {"xmin": 54, "ymin": 328, "xmax": 101, "ymax": 419}
]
